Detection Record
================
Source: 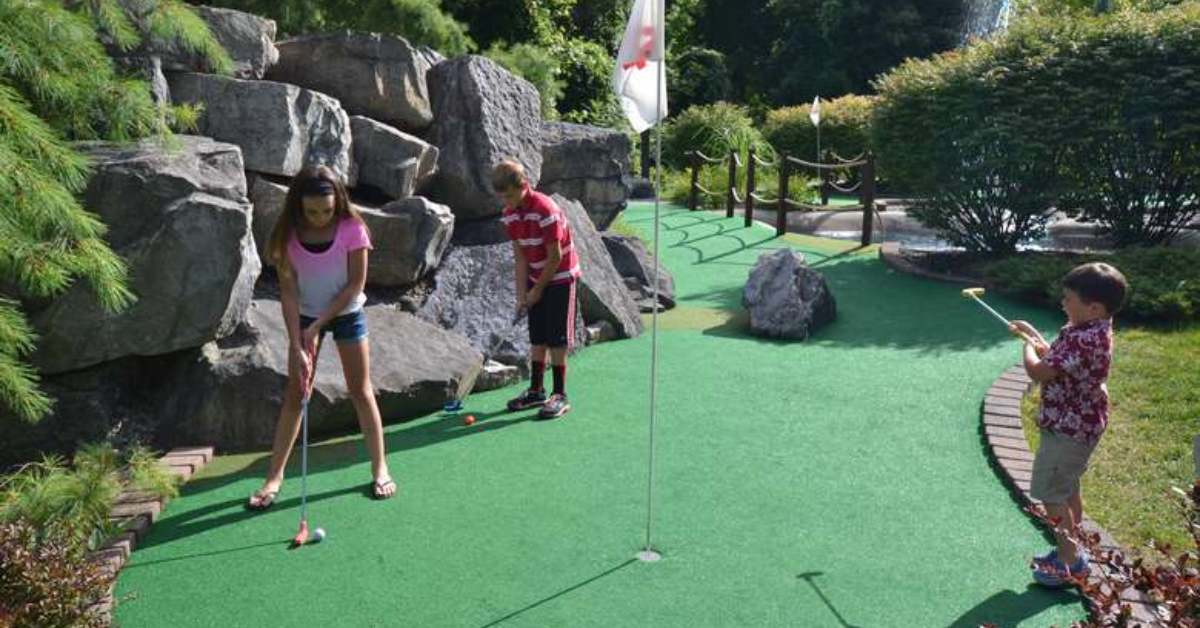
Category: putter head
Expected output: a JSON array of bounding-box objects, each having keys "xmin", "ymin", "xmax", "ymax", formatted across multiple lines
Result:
[
  {"xmin": 291, "ymin": 519, "xmax": 310, "ymax": 548},
  {"xmin": 961, "ymin": 287, "xmax": 986, "ymax": 299}
]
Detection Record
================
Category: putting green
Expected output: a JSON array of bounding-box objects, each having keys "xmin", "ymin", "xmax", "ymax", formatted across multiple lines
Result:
[{"xmin": 114, "ymin": 203, "xmax": 1085, "ymax": 627}]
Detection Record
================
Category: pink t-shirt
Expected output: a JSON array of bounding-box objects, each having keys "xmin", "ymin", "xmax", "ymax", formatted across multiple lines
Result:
[{"xmin": 287, "ymin": 217, "xmax": 372, "ymax": 318}]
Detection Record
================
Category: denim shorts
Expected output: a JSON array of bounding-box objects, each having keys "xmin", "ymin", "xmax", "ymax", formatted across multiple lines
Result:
[{"xmin": 300, "ymin": 309, "xmax": 368, "ymax": 345}]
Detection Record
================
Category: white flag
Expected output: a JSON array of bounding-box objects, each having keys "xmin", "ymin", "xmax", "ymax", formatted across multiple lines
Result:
[
  {"xmin": 809, "ymin": 96, "xmax": 821, "ymax": 127},
  {"xmin": 613, "ymin": 0, "xmax": 667, "ymax": 133}
]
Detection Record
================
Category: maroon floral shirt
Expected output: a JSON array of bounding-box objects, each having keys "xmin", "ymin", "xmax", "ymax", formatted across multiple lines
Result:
[{"xmin": 1039, "ymin": 318, "xmax": 1113, "ymax": 446}]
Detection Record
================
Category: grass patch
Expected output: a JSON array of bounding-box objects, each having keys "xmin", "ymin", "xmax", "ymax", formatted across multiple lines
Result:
[{"xmin": 1021, "ymin": 322, "xmax": 1200, "ymax": 562}]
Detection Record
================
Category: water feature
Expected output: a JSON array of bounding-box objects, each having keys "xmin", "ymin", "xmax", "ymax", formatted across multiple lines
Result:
[{"xmin": 962, "ymin": 0, "xmax": 1014, "ymax": 41}]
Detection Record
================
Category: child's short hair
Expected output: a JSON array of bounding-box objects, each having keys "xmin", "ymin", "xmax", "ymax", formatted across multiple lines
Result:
[
  {"xmin": 1063, "ymin": 262, "xmax": 1128, "ymax": 315},
  {"xmin": 491, "ymin": 160, "xmax": 527, "ymax": 192}
]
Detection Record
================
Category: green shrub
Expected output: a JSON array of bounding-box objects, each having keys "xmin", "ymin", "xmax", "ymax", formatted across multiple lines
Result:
[
  {"xmin": 661, "ymin": 102, "xmax": 772, "ymax": 170},
  {"xmin": 1046, "ymin": 7, "xmax": 1200, "ymax": 247},
  {"xmin": 872, "ymin": 35, "xmax": 1063, "ymax": 253},
  {"xmin": 981, "ymin": 248, "xmax": 1200, "ymax": 322},
  {"xmin": 763, "ymin": 94, "xmax": 875, "ymax": 163},
  {"xmin": 1, "ymin": 443, "xmax": 179, "ymax": 551},
  {"xmin": 668, "ymin": 47, "xmax": 733, "ymax": 114},
  {"xmin": 873, "ymin": 5, "xmax": 1200, "ymax": 252}
]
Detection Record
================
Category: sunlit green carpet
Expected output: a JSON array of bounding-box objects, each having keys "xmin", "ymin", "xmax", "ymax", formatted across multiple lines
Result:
[{"xmin": 114, "ymin": 202, "xmax": 1084, "ymax": 627}]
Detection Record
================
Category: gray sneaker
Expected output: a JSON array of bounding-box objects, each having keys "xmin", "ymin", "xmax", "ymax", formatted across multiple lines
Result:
[
  {"xmin": 507, "ymin": 388, "xmax": 547, "ymax": 412},
  {"xmin": 538, "ymin": 394, "xmax": 571, "ymax": 419}
]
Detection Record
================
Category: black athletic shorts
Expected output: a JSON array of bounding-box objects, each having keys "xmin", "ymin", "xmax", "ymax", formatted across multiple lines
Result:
[{"xmin": 528, "ymin": 282, "xmax": 576, "ymax": 348}]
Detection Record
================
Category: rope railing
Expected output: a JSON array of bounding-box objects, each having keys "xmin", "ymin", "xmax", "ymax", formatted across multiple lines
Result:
[
  {"xmin": 828, "ymin": 180, "xmax": 863, "ymax": 194},
  {"xmin": 690, "ymin": 150, "xmax": 726, "ymax": 164},
  {"xmin": 686, "ymin": 145, "xmax": 877, "ymax": 245},
  {"xmin": 829, "ymin": 150, "xmax": 868, "ymax": 164},
  {"xmin": 785, "ymin": 154, "xmax": 869, "ymax": 169}
]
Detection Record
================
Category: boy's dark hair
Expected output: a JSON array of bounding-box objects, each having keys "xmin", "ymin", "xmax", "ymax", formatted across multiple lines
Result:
[
  {"xmin": 1062, "ymin": 262, "xmax": 1128, "ymax": 315},
  {"xmin": 491, "ymin": 160, "xmax": 527, "ymax": 192}
]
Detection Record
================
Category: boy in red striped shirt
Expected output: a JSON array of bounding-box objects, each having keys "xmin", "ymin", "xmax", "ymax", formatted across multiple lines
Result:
[{"xmin": 493, "ymin": 160, "xmax": 582, "ymax": 419}]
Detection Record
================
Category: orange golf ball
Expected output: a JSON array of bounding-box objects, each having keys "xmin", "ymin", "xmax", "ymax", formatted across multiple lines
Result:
[{"xmin": 464, "ymin": 415, "xmax": 476, "ymax": 426}]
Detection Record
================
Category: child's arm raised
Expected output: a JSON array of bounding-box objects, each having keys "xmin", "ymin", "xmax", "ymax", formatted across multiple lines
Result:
[{"xmin": 1022, "ymin": 341, "xmax": 1060, "ymax": 383}]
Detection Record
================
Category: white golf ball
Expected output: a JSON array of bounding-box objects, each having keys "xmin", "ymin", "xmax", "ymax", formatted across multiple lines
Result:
[{"xmin": 312, "ymin": 527, "xmax": 326, "ymax": 542}]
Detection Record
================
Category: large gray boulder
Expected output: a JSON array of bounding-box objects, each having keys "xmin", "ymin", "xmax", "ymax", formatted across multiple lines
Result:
[
  {"xmin": 427, "ymin": 56, "xmax": 543, "ymax": 221},
  {"xmin": 155, "ymin": 300, "xmax": 483, "ymax": 451},
  {"xmin": 246, "ymin": 175, "xmax": 452, "ymax": 287},
  {"xmin": 417, "ymin": 243, "xmax": 586, "ymax": 367},
  {"xmin": 602, "ymin": 234, "xmax": 675, "ymax": 311},
  {"xmin": 267, "ymin": 33, "xmax": 438, "ymax": 133},
  {"xmin": 168, "ymin": 73, "xmax": 352, "ymax": 181},
  {"xmin": 349, "ymin": 116, "xmax": 438, "ymax": 200},
  {"xmin": 107, "ymin": 5, "xmax": 278, "ymax": 79},
  {"xmin": 742, "ymin": 249, "xmax": 836, "ymax": 340},
  {"xmin": 30, "ymin": 137, "xmax": 260, "ymax": 374},
  {"xmin": 555, "ymin": 195, "xmax": 643, "ymax": 339},
  {"xmin": 358, "ymin": 197, "xmax": 454, "ymax": 287},
  {"xmin": 540, "ymin": 122, "xmax": 631, "ymax": 230}
]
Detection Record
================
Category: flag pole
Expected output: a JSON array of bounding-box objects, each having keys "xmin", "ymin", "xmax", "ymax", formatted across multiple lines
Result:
[{"xmin": 637, "ymin": 40, "xmax": 664, "ymax": 565}]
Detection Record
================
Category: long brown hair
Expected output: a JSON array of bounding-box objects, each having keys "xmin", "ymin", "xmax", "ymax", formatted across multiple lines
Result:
[{"xmin": 267, "ymin": 165, "xmax": 366, "ymax": 278}]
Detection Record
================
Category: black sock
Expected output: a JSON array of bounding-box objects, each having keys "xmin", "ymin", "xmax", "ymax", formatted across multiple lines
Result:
[
  {"xmin": 530, "ymin": 361, "xmax": 545, "ymax": 392},
  {"xmin": 552, "ymin": 364, "xmax": 566, "ymax": 396}
]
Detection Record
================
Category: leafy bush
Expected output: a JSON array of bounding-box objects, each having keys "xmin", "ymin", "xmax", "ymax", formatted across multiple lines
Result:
[
  {"xmin": 872, "ymin": 34, "xmax": 1063, "ymax": 252},
  {"xmin": 873, "ymin": 5, "xmax": 1200, "ymax": 251},
  {"xmin": 667, "ymin": 47, "xmax": 733, "ymax": 114},
  {"xmin": 1, "ymin": 444, "xmax": 179, "ymax": 551},
  {"xmin": 763, "ymin": 94, "xmax": 875, "ymax": 163},
  {"xmin": 484, "ymin": 42, "xmax": 562, "ymax": 119},
  {"xmin": 1046, "ymin": 7, "xmax": 1200, "ymax": 247},
  {"xmin": 661, "ymin": 102, "xmax": 772, "ymax": 170},
  {"xmin": 981, "ymin": 248, "xmax": 1200, "ymax": 322},
  {"xmin": 0, "ymin": 518, "xmax": 114, "ymax": 628}
]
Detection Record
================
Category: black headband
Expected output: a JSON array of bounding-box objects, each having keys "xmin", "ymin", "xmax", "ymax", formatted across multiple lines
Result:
[{"xmin": 299, "ymin": 177, "xmax": 336, "ymax": 196}]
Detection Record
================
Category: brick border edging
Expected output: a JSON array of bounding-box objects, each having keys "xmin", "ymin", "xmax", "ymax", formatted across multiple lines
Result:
[
  {"xmin": 982, "ymin": 368, "xmax": 1161, "ymax": 625},
  {"xmin": 88, "ymin": 446, "xmax": 215, "ymax": 622}
]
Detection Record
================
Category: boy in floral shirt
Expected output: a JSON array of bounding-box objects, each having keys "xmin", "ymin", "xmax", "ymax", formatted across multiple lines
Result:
[{"xmin": 1010, "ymin": 262, "xmax": 1128, "ymax": 588}]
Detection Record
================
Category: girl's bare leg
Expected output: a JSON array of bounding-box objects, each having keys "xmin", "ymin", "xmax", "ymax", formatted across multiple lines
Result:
[{"xmin": 336, "ymin": 339, "xmax": 394, "ymax": 498}]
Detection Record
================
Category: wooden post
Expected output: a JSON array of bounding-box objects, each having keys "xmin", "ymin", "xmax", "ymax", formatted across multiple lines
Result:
[
  {"xmin": 777, "ymin": 155, "xmax": 789, "ymax": 238},
  {"xmin": 819, "ymin": 150, "xmax": 831, "ymax": 206},
  {"xmin": 859, "ymin": 152, "xmax": 876, "ymax": 247},
  {"xmin": 745, "ymin": 147, "xmax": 756, "ymax": 228},
  {"xmin": 726, "ymin": 150, "xmax": 737, "ymax": 218},
  {"xmin": 687, "ymin": 152, "xmax": 699, "ymax": 212}
]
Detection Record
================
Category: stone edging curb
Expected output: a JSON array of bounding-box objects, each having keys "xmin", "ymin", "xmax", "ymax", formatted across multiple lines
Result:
[
  {"xmin": 982, "ymin": 368, "xmax": 1161, "ymax": 625},
  {"xmin": 878, "ymin": 241, "xmax": 998, "ymax": 288},
  {"xmin": 88, "ymin": 446, "xmax": 215, "ymax": 621}
]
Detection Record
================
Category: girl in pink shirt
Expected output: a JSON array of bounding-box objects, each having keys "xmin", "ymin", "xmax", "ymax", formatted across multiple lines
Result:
[{"xmin": 247, "ymin": 166, "xmax": 396, "ymax": 509}]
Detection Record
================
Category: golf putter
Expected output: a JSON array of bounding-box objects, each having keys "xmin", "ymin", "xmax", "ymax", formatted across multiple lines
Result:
[
  {"xmin": 961, "ymin": 287, "xmax": 1036, "ymax": 345},
  {"xmin": 292, "ymin": 353, "xmax": 319, "ymax": 548}
]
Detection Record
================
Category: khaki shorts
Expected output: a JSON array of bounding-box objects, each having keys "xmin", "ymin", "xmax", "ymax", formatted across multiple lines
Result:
[{"xmin": 1030, "ymin": 429, "xmax": 1096, "ymax": 503}]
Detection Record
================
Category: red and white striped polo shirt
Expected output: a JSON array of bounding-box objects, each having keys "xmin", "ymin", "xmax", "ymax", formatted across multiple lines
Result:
[{"xmin": 501, "ymin": 188, "xmax": 581, "ymax": 286}]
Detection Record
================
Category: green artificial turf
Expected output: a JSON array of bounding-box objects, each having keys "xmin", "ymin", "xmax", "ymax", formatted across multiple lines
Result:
[{"xmin": 115, "ymin": 203, "xmax": 1086, "ymax": 627}]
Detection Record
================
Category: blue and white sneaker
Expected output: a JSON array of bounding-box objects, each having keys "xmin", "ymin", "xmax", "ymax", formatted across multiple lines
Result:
[
  {"xmin": 538, "ymin": 394, "xmax": 571, "ymax": 419},
  {"xmin": 1031, "ymin": 548, "xmax": 1090, "ymax": 569},
  {"xmin": 1032, "ymin": 556, "xmax": 1089, "ymax": 588}
]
